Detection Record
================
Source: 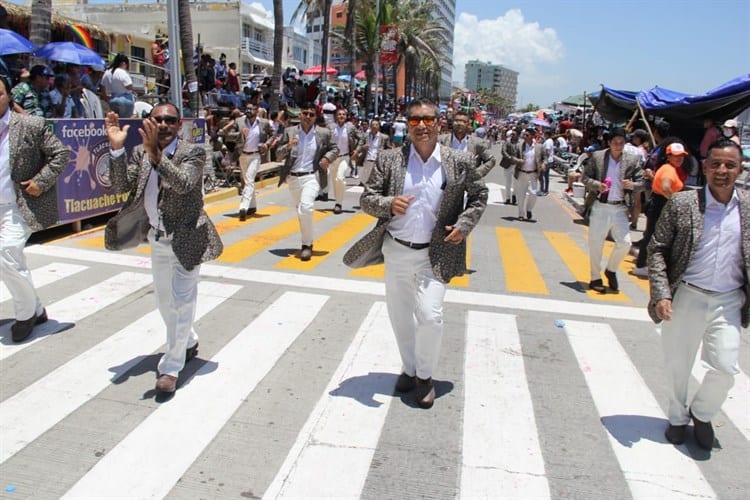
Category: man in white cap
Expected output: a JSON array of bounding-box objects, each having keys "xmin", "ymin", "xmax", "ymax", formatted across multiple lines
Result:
[{"xmin": 722, "ymin": 119, "xmax": 740, "ymax": 145}]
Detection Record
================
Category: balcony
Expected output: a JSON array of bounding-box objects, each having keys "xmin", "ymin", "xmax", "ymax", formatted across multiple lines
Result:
[{"xmin": 241, "ymin": 37, "xmax": 273, "ymax": 62}]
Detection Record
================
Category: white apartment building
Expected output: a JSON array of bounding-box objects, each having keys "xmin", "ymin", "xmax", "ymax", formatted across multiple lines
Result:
[{"xmin": 464, "ymin": 59, "xmax": 519, "ymax": 110}]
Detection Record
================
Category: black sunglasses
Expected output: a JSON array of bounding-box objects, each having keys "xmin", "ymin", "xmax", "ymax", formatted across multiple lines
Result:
[
  {"xmin": 300, "ymin": 111, "xmax": 316, "ymax": 117},
  {"xmin": 152, "ymin": 115, "xmax": 179, "ymax": 125}
]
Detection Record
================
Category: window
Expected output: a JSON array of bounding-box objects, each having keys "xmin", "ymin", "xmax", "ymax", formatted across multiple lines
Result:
[
  {"xmin": 336, "ymin": 12, "xmax": 343, "ymax": 18},
  {"xmin": 313, "ymin": 25, "xmax": 320, "ymax": 32},
  {"xmin": 254, "ymin": 30, "xmax": 263, "ymax": 42}
]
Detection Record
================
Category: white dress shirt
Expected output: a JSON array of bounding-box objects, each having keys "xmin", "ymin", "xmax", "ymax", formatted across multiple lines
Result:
[
  {"xmin": 605, "ymin": 154, "xmax": 624, "ymax": 202},
  {"xmin": 521, "ymin": 142, "xmax": 536, "ymax": 172},
  {"xmin": 450, "ymin": 134, "xmax": 468, "ymax": 152},
  {"xmin": 291, "ymin": 126, "xmax": 317, "ymax": 174},
  {"xmin": 0, "ymin": 109, "xmax": 15, "ymax": 206},
  {"xmin": 387, "ymin": 145, "xmax": 445, "ymax": 244},
  {"xmin": 682, "ymin": 187, "xmax": 743, "ymax": 292},
  {"xmin": 333, "ymin": 124, "xmax": 349, "ymax": 155},
  {"xmin": 242, "ymin": 118, "xmax": 261, "ymax": 153},
  {"xmin": 366, "ymin": 133, "xmax": 381, "ymax": 161}
]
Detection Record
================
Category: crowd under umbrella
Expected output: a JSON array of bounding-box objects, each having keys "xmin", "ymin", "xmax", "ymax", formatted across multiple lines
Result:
[
  {"xmin": 32, "ymin": 41, "xmax": 106, "ymax": 67},
  {"xmin": 302, "ymin": 65, "xmax": 338, "ymax": 77},
  {"xmin": 0, "ymin": 28, "xmax": 36, "ymax": 56}
]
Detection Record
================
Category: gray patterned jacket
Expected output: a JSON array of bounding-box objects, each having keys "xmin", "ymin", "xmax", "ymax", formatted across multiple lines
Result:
[
  {"xmin": 582, "ymin": 149, "xmax": 644, "ymax": 209},
  {"xmin": 8, "ymin": 113, "xmax": 69, "ymax": 231},
  {"xmin": 438, "ymin": 133, "xmax": 496, "ymax": 177},
  {"xmin": 647, "ymin": 188, "xmax": 750, "ymax": 327},
  {"xmin": 343, "ymin": 144, "xmax": 488, "ymax": 283},
  {"xmin": 106, "ymin": 140, "xmax": 223, "ymax": 271}
]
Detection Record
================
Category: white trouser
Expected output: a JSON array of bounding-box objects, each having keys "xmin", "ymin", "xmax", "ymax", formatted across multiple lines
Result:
[
  {"xmin": 661, "ymin": 283, "xmax": 743, "ymax": 425},
  {"xmin": 239, "ymin": 152, "xmax": 261, "ymax": 211},
  {"xmin": 588, "ymin": 200, "xmax": 631, "ymax": 280},
  {"xmin": 515, "ymin": 171, "xmax": 538, "ymax": 216},
  {"xmin": 362, "ymin": 159, "xmax": 376, "ymax": 185},
  {"xmin": 383, "ymin": 235, "xmax": 446, "ymax": 380},
  {"xmin": 287, "ymin": 173, "xmax": 319, "ymax": 246},
  {"xmin": 0, "ymin": 204, "xmax": 43, "ymax": 321},
  {"xmin": 502, "ymin": 166, "xmax": 515, "ymax": 201},
  {"xmin": 328, "ymin": 155, "xmax": 350, "ymax": 205},
  {"xmin": 150, "ymin": 230, "xmax": 200, "ymax": 378}
]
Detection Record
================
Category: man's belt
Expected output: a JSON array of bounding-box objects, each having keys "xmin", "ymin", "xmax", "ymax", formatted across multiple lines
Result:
[
  {"xmin": 681, "ymin": 281, "xmax": 722, "ymax": 295},
  {"xmin": 521, "ymin": 169, "xmax": 537, "ymax": 173},
  {"xmin": 607, "ymin": 200, "xmax": 625, "ymax": 205},
  {"xmin": 389, "ymin": 233, "xmax": 429, "ymax": 250},
  {"xmin": 288, "ymin": 171, "xmax": 314, "ymax": 177},
  {"xmin": 338, "ymin": 153, "xmax": 350, "ymax": 157},
  {"xmin": 243, "ymin": 150, "xmax": 259, "ymax": 155}
]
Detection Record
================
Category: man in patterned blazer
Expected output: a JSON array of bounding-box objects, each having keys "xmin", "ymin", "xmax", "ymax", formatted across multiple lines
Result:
[
  {"xmin": 648, "ymin": 140, "xmax": 749, "ymax": 451},
  {"xmin": 0, "ymin": 76, "xmax": 69, "ymax": 342},
  {"xmin": 327, "ymin": 108, "xmax": 363, "ymax": 214},
  {"xmin": 274, "ymin": 101, "xmax": 338, "ymax": 261},
  {"xmin": 438, "ymin": 110, "xmax": 496, "ymax": 178},
  {"xmin": 235, "ymin": 103, "xmax": 276, "ymax": 220},
  {"xmin": 344, "ymin": 98, "xmax": 488, "ymax": 409},
  {"xmin": 104, "ymin": 103, "xmax": 223, "ymax": 394}
]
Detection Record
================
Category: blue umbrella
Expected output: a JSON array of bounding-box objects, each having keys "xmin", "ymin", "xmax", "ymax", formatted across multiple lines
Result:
[
  {"xmin": 33, "ymin": 41, "xmax": 105, "ymax": 66},
  {"xmin": 0, "ymin": 28, "xmax": 36, "ymax": 56}
]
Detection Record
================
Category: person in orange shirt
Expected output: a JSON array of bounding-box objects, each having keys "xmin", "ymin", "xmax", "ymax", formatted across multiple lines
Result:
[{"xmin": 632, "ymin": 142, "xmax": 688, "ymax": 276}]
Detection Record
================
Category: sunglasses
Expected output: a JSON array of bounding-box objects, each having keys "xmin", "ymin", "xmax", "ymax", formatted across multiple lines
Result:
[
  {"xmin": 407, "ymin": 116, "xmax": 437, "ymax": 127},
  {"xmin": 152, "ymin": 115, "xmax": 179, "ymax": 125},
  {"xmin": 245, "ymin": 108, "xmax": 257, "ymax": 113},
  {"xmin": 300, "ymin": 111, "xmax": 316, "ymax": 117}
]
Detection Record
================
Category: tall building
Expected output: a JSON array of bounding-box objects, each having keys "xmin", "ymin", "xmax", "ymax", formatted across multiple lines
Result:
[
  {"xmin": 432, "ymin": 0, "xmax": 456, "ymax": 102},
  {"xmin": 464, "ymin": 60, "xmax": 519, "ymax": 111}
]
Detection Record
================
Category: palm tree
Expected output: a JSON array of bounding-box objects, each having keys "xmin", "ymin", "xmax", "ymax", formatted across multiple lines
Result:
[
  {"xmin": 292, "ymin": 0, "xmax": 333, "ymax": 93},
  {"xmin": 178, "ymin": 0, "xmax": 198, "ymax": 115},
  {"xmin": 343, "ymin": 0, "xmax": 357, "ymax": 96},
  {"xmin": 270, "ymin": 0, "xmax": 284, "ymax": 113},
  {"xmin": 29, "ymin": 0, "xmax": 52, "ymax": 65}
]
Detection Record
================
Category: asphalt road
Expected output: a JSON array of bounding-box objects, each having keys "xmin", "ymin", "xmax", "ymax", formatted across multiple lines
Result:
[{"xmin": 1, "ymin": 144, "xmax": 748, "ymax": 499}]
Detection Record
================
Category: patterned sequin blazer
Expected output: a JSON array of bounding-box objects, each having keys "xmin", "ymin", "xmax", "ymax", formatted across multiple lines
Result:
[
  {"xmin": 438, "ymin": 133, "xmax": 496, "ymax": 177},
  {"xmin": 647, "ymin": 187, "xmax": 750, "ymax": 327},
  {"xmin": 106, "ymin": 140, "xmax": 223, "ymax": 271},
  {"xmin": 274, "ymin": 124, "xmax": 339, "ymax": 186},
  {"xmin": 8, "ymin": 113, "xmax": 70, "ymax": 231},
  {"xmin": 343, "ymin": 144, "xmax": 488, "ymax": 283}
]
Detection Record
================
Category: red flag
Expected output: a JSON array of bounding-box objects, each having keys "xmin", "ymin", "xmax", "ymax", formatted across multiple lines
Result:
[{"xmin": 379, "ymin": 26, "xmax": 398, "ymax": 64}]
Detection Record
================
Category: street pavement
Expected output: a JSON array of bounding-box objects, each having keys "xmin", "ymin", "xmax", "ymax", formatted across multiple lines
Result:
[{"xmin": 1, "ymin": 144, "xmax": 748, "ymax": 499}]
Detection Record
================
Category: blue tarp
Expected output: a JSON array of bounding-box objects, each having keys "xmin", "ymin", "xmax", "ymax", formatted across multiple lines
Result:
[{"xmin": 588, "ymin": 87, "xmax": 638, "ymax": 123}]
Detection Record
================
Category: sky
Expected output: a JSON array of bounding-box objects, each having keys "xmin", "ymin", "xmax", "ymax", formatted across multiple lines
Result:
[{"xmin": 258, "ymin": 0, "xmax": 750, "ymax": 108}]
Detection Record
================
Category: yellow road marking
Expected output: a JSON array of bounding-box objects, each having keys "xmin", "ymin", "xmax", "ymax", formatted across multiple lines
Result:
[
  {"xmin": 276, "ymin": 213, "xmax": 376, "ymax": 270},
  {"xmin": 544, "ymin": 231, "xmax": 630, "ymax": 302},
  {"xmin": 449, "ymin": 235, "xmax": 471, "ymax": 287},
  {"xmin": 349, "ymin": 262, "xmax": 385, "ymax": 280},
  {"xmin": 496, "ymin": 227, "xmax": 548, "ymax": 294},
  {"xmin": 217, "ymin": 210, "xmax": 331, "ymax": 263},
  {"xmin": 603, "ymin": 240, "xmax": 651, "ymax": 294}
]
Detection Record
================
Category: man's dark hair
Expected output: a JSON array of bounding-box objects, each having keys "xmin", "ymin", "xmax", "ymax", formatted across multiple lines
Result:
[
  {"xmin": 151, "ymin": 101, "xmax": 181, "ymax": 118},
  {"xmin": 406, "ymin": 97, "xmax": 437, "ymax": 117},
  {"xmin": 654, "ymin": 119, "xmax": 670, "ymax": 138},
  {"xmin": 706, "ymin": 138, "xmax": 742, "ymax": 158},
  {"xmin": 0, "ymin": 75, "xmax": 11, "ymax": 95},
  {"xmin": 301, "ymin": 101, "xmax": 316, "ymax": 111},
  {"xmin": 609, "ymin": 127, "xmax": 627, "ymax": 139}
]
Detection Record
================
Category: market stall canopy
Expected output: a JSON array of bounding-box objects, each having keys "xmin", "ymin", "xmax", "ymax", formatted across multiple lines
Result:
[
  {"xmin": 560, "ymin": 93, "xmax": 595, "ymax": 107},
  {"xmin": 0, "ymin": 28, "xmax": 36, "ymax": 56},
  {"xmin": 33, "ymin": 41, "xmax": 105, "ymax": 66},
  {"xmin": 636, "ymin": 74, "xmax": 750, "ymax": 124},
  {"xmin": 302, "ymin": 65, "xmax": 338, "ymax": 76},
  {"xmin": 588, "ymin": 87, "xmax": 638, "ymax": 123}
]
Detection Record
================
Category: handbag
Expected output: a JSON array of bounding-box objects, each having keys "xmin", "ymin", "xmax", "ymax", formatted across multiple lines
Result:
[{"xmin": 104, "ymin": 193, "xmax": 150, "ymax": 250}]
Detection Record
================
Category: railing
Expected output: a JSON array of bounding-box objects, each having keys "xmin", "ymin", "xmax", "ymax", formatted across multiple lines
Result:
[
  {"xmin": 115, "ymin": 54, "xmax": 170, "ymax": 99},
  {"xmin": 241, "ymin": 37, "xmax": 273, "ymax": 61}
]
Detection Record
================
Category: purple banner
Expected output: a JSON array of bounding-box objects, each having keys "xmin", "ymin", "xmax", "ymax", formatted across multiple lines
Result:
[{"xmin": 53, "ymin": 118, "xmax": 205, "ymax": 224}]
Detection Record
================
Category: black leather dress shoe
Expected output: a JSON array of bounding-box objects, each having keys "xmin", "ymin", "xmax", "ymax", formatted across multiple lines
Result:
[
  {"xmin": 414, "ymin": 377, "xmax": 435, "ymax": 409},
  {"xmin": 665, "ymin": 424, "xmax": 687, "ymax": 445},
  {"xmin": 394, "ymin": 373, "xmax": 416, "ymax": 393},
  {"xmin": 690, "ymin": 409, "xmax": 714, "ymax": 450},
  {"xmin": 333, "ymin": 204, "xmax": 343, "ymax": 214},
  {"xmin": 512, "ymin": 195, "xmax": 517, "ymax": 205},
  {"xmin": 589, "ymin": 279, "xmax": 607, "ymax": 294},
  {"xmin": 11, "ymin": 309, "xmax": 47, "ymax": 343},
  {"xmin": 604, "ymin": 270, "xmax": 619, "ymax": 292},
  {"xmin": 315, "ymin": 193, "xmax": 329, "ymax": 202},
  {"xmin": 247, "ymin": 207, "xmax": 257, "ymax": 216},
  {"xmin": 185, "ymin": 342, "xmax": 199, "ymax": 363},
  {"xmin": 300, "ymin": 245, "xmax": 313, "ymax": 261},
  {"xmin": 526, "ymin": 211, "xmax": 533, "ymax": 220},
  {"xmin": 239, "ymin": 208, "xmax": 247, "ymax": 221}
]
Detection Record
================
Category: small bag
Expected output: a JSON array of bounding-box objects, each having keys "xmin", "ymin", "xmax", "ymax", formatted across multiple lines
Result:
[{"xmin": 104, "ymin": 194, "xmax": 150, "ymax": 250}]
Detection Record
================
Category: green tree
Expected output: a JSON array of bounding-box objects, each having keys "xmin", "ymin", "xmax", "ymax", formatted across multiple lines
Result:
[{"xmin": 523, "ymin": 103, "xmax": 539, "ymax": 112}]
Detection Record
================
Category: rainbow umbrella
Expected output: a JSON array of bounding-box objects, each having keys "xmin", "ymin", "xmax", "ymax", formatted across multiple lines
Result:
[{"xmin": 0, "ymin": 28, "xmax": 36, "ymax": 56}]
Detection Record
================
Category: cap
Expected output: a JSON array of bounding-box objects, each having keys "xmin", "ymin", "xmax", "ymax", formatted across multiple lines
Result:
[
  {"xmin": 666, "ymin": 143, "xmax": 688, "ymax": 156},
  {"xmin": 723, "ymin": 119, "xmax": 738, "ymax": 129},
  {"xmin": 29, "ymin": 65, "xmax": 52, "ymax": 78},
  {"xmin": 505, "ymin": 130, "xmax": 513, "ymax": 138}
]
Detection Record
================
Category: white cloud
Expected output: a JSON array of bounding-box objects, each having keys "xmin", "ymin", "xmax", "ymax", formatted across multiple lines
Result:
[{"xmin": 453, "ymin": 10, "xmax": 565, "ymax": 106}]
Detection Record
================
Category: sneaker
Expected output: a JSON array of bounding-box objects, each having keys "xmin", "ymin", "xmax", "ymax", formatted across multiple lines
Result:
[{"xmin": 631, "ymin": 267, "xmax": 649, "ymax": 278}]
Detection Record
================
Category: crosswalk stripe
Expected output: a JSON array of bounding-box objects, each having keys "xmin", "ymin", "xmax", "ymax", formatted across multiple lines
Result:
[
  {"xmin": 264, "ymin": 301, "xmax": 399, "ymax": 498},
  {"xmin": 217, "ymin": 210, "xmax": 331, "ymax": 263},
  {"xmin": 61, "ymin": 291, "xmax": 329, "ymax": 500},
  {"xmin": 275, "ymin": 212, "xmax": 375, "ymax": 270},
  {"xmin": 485, "ymin": 182, "xmax": 508, "ymax": 205},
  {"xmin": 544, "ymin": 231, "xmax": 630, "ymax": 302},
  {"xmin": 496, "ymin": 227, "xmax": 548, "ymax": 294},
  {"xmin": 0, "ymin": 262, "xmax": 88, "ymax": 304},
  {"xmin": 563, "ymin": 320, "xmax": 716, "ymax": 499},
  {"xmin": 0, "ymin": 272, "xmax": 153, "ymax": 361},
  {"xmin": 461, "ymin": 311, "xmax": 550, "ymax": 499},
  {"xmin": 652, "ymin": 325, "xmax": 750, "ymax": 442},
  {"xmin": 0, "ymin": 281, "xmax": 241, "ymax": 464}
]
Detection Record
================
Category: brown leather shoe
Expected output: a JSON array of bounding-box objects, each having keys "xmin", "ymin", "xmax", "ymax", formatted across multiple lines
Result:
[
  {"xmin": 414, "ymin": 377, "xmax": 435, "ymax": 409},
  {"xmin": 300, "ymin": 245, "xmax": 313, "ymax": 261},
  {"xmin": 394, "ymin": 373, "xmax": 416, "ymax": 393},
  {"xmin": 155, "ymin": 374, "xmax": 178, "ymax": 393}
]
